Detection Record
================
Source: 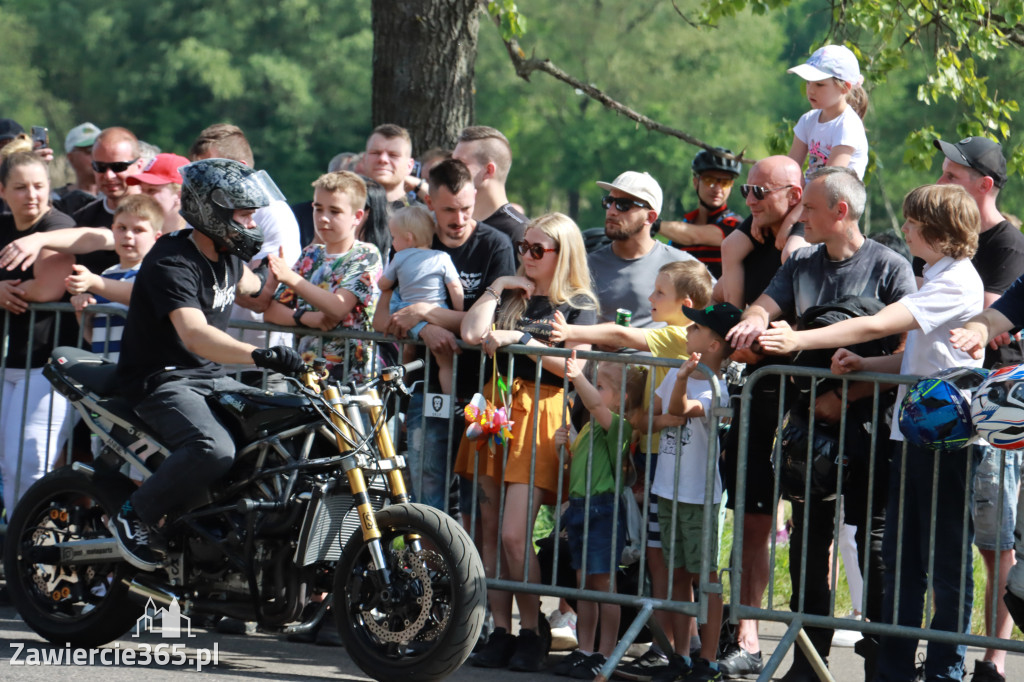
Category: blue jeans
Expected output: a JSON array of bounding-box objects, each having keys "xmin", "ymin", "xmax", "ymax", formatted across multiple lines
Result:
[
  {"xmin": 389, "ymin": 290, "xmax": 447, "ymax": 341},
  {"xmin": 405, "ymin": 391, "xmax": 458, "ymax": 514},
  {"xmin": 876, "ymin": 441, "xmax": 975, "ymax": 682},
  {"xmin": 972, "ymin": 444, "xmax": 1022, "ymax": 551}
]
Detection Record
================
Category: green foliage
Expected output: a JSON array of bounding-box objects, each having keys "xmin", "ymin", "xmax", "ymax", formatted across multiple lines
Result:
[{"xmin": 488, "ymin": 0, "xmax": 527, "ymax": 41}]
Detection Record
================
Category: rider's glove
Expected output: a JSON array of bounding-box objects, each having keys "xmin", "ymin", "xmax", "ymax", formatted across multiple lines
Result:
[{"xmin": 252, "ymin": 346, "xmax": 305, "ymax": 374}]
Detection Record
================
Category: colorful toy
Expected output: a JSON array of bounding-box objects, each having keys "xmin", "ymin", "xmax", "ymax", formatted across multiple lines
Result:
[{"xmin": 463, "ymin": 392, "xmax": 514, "ymax": 453}]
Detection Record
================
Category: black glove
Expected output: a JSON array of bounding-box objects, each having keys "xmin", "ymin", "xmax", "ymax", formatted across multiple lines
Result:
[{"xmin": 252, "ymin": 346, "xmax": 305, "ymax": 374}]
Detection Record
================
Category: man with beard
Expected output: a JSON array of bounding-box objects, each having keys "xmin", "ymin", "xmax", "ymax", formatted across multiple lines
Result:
[{"xmin": 587, "ymin": 171, "xmax": 698, "ymax": 329}]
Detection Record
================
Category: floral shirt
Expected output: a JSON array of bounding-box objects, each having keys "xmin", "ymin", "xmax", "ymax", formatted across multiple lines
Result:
[{"xmin": 274, "ymin": 241, "xmax": 382, "ymax": 381}]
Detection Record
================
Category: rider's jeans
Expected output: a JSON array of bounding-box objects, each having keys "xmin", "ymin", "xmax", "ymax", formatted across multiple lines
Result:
[{"xmin": 131, "ymin": 376, "xmax": 254, "ymax": 525}]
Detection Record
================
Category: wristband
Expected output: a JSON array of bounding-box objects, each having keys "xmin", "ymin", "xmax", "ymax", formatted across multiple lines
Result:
[
  {"xmin": 485, "ymin": 286, "xmax": 501, "ymax": 301},
  {"xmin": 293, "ymin": 308, "xmax": 305, "ymax": 326},
  {"xmin": 518, "ymin": 332, "xmax": 533, "ymax": 345},
  {"xmin": 415, "ymin": 178, "xmax": 425, "ymax": 193}
]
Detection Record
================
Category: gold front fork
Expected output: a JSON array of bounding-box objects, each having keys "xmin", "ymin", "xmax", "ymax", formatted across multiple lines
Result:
[{"xmin": 321, "ymin": 382, "xmax": 381, "ymax": 543}]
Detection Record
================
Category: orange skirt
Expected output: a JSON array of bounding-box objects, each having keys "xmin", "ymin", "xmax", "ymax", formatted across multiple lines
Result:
[{"xmin": 455, "ymin": 379, "xmax": 568, "ymax": 495}]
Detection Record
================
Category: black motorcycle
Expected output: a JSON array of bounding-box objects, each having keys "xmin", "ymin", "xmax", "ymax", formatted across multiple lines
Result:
[{"xmin": 3, "ymin": 346, "xmax": 486, "ymax": 682}]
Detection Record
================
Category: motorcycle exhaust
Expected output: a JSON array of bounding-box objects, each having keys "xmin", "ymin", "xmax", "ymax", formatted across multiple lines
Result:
[{"xmin": 123, "ymin": 577, "xmax": 181, "ymax": 607}]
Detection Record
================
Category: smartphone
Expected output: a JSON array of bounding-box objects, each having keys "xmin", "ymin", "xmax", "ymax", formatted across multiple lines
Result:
[
  {"xmin": 31, "ymin": 126, "xmax": 49, "ymax": 149},
  {"xmin": 412, "ymin": 160, "xmax": 422, "ymax": 178}
]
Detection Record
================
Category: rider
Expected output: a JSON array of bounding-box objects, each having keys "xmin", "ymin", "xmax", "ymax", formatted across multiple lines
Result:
[
  {"xmin": 659, "ymin": 147, "xmax": 743, "ymax": 278},
  {"xmin": 109, "ymin": 158, "xmax": 305, "ymax": 571}
]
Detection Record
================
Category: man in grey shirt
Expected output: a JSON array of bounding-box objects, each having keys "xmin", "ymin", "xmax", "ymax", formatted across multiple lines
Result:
[{"xmin": 587, "ymin": 171, "xmax": 697, "ymax": 329}]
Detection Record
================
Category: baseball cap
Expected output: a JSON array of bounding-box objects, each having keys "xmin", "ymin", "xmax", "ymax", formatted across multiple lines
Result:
[
  {"xmin": 933, "ymin": 136, "xmax": 1008, "ymax": 189},
  {"xmin": 681, "ymin": 302, "xmax": 743, "ymax": 340},
  {"xmin": 788, "ymin": 45, "xmax": 863, "ymax": 86},
  {"xmin": 0, "ymin": 118, "xmax": 25, "ymax": 142},
  {"xmin": 64, "ymin": 122, "xmax": 101, "ymax": 153},
  {"xmin": 127, "ymin": 153, "xmax": 190, "ymax": 186},
  {"xmin": 596, "ymin": 171, "xmax": 663, "ymax": 216}
]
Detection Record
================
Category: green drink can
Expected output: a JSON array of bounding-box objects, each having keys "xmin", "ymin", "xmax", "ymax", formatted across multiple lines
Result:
[{"xmin": 615, "ymin": 308, "xmax": 632, "ymax": 327}]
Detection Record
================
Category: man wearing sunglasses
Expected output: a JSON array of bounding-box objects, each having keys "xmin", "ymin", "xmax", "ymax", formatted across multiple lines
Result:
[
  {"xmin": 660, "ymin": 147, "xmax": 742, "ymax": 278},
  {"xmin": 587, "ymin": 170, "xmax": 697, "ymax": 330}
]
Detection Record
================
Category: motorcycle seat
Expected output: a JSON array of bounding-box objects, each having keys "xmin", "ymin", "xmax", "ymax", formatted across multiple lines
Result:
[{"xmin": 49, "ymin": 346, "xmax": 119, "ymax": 397}]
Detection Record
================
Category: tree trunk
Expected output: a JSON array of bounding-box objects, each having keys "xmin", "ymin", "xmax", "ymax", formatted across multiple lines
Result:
[{"xmin": 371, "ymin": 0, "xmax": 479, "ymax": 155}]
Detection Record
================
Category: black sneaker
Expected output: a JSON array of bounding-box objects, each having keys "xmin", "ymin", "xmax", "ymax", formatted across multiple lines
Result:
[
  {"xmin": 687, "ymin": 657, "xmax": 723, "ymax": 682},
  {"xmin": 651, "ymin": 654, "xmax": 693, "ymax": 682},
  {"xmin": 973, "ymin": 660, "xmax": 1005, "ymax": 682},
  {"xmin": 552, "ymin": 650, "xmax": 589, "ymax": 676},
  {"xmin": 508, "ymin": 628, "xmax": 546, "ymax": 672},
  {"xmin": 107, "ymin": 500, "xmax": 166, "ymax": 571},
  {"xmin": 570, "ymin": 652, "xmax": 607, "ymax": 679},
  {"xmin": 717, "ymin": 645, "xmax": 762, "ymax": 680},
  {"xmin": 615, "ymin": 645, "xmax": 669, "ymax": 681},
  {"xmin": 471, "ymin": 627, "xmax": 517, "ymax": 668}
]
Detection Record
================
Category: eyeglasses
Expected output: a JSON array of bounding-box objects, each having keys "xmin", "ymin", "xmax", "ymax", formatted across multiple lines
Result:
[
  {"xmin": 91, "ymin": 158, "xmax": 139, "ymax": 174},
  {"xmin": 601, "ymin": 195, "xmax": 648, "ymax": 212},
  {"xmin": 740, "ymin": 184, "xmax": 794, "ymax": 200},
  {"xmin": 699, "ymin": 175, "xmax": 735, "ymax": 189},
  {"xmin": 515, "ymin": 239, "xmax": 558, "ymax": 260}
]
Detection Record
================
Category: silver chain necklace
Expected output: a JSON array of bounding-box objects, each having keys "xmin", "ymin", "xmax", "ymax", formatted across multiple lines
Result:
[{"xmin": 189, "ymin": 232, "xmax": 229, "ymax": 290}]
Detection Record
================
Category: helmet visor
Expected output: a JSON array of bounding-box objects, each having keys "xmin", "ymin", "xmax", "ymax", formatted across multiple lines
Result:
[{"xmin": 210, "ymin": 169, "xmax": 285, "ymax": 212}]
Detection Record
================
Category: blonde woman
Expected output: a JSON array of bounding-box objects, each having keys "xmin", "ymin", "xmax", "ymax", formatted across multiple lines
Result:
[{"xmin": 457, "ymin": 213, "xmax": 597, "ymax": 672}]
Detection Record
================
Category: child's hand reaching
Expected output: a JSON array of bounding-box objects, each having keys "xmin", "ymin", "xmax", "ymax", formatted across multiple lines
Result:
[
  {"xmin": 268, "ymin": 246, "xmax": 300, "ymax": 288},
  {"xmin": 564, "ymin": 349, "xmax": 582, "ymax": 381},
  {"xmin": 554, "ymin": 424, "xmax": 570, "ymax": 448},
  {"xmin": 549, "ymin": 310, "xmax": 570, "ymax": 343},
  {"xmin": 831, "ymin": 348, "xmax": 863, "ymax": 375},
  {"xmin": 678, "ymin": 352, "xmax": 701, "ymax": 379},
  {"xmin": 70, "ymin": 293, "xmax": 96, "ymax": 313}
]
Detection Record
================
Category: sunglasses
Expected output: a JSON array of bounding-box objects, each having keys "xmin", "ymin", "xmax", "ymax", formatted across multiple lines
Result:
[
  {"xmin": 601, "ymin": 195, "xmax": 648, "ymax": 212},
  {"xmin": 91, "ymin": 158, "xmax": 139, "ymax": 174},
  {"xmin": 740, "ymin": 184, "xmax": 794, "ymax": 200},
  {"xmin": 515, "ymin": 239, "xmax": 558, "ymax": 260},
  {"xmin": 699, "ymin": 175, "xmax": 735, "ymax": 189}
]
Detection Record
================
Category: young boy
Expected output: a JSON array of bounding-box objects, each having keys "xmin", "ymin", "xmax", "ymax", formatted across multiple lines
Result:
[
  {"xmin": 65, "ymin": 194, "xmax": 163, "ymax": 359},
  {"xmin": 657, "ymin": 303, "xmax": 740, "ymax": 682},
  {"xmin": 552, "ymin": 353, "xmax": 646, "ymax": 680},
  {"xmin": 264, "ymin": 171, "xmax": 382, "ymax": 383},
  {"xmin": 378, "ymin": 204, "xmax": 464, "ymax": 394},
  {"xmin": 551, "ymin": 259, "xmax": 712, "ymax": 677},
  {"xmin": 758, "ymin": 183, "xmax": 984, "ymax": 681}
]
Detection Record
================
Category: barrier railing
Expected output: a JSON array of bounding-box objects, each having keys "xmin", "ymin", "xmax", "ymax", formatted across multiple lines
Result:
[{"xmin": 3, "ymin": 303, "xmax": 1022, "ymax": 681}]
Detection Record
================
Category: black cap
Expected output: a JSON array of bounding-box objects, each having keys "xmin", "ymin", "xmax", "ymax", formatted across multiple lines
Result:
[
  {"xmin": 0, "ymin": 118, "xmax": 24, "ymax": 142},
  {"xmin": 681, "ymin": 302, "xmax": 743, "ymax": 339},
  {"xmin": 933, "ymin": 136, "xmax": 1007, "ymax": 189}
]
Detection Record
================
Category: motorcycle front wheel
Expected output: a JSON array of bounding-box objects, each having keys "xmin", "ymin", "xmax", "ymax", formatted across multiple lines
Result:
[
  {"xmin": 333, "ymin": 502, "xmax": 486, "ymax": 682},
  {"xmin": 3, "ymin": 466, "xmax": 144, "ymax": 648}
]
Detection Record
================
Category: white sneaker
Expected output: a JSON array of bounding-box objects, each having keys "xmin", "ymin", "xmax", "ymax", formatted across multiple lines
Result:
[
  {"xmin": 548, "ymin": 609, "xmax": 578, "ymax": 651},
  {"xmin": 832, "ymin": 613, "xmax": 863, "ymax": 647}
]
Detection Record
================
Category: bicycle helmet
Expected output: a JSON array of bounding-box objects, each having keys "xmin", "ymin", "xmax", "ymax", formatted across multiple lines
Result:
[
  {"xmin": 179, "ymin": 158, "xmax": 284, "ymax": 261},
  {"xmin": 691, "ymin": 147, "xmax": 742, "ymax": 177},
  {"xmin": 971, "ymin": 364, "xmax": 1024, "ymax": 449},
  {"xmin": 898, "ymin": 367, "xmax": 988, "ymax": 450}
]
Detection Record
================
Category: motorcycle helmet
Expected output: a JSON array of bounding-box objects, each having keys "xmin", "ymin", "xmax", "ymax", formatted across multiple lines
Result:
[
  {"xmin": 691, "ymin": 147, "xmax": 742, "ymax": 177},
  {"xmin": 775, "ymin": 412, "xmax": 846, "ymax": 503},
  {"xmin": 898, "ymin": 366, "xmax": 988, "ymax": 450},
  {"xmin": 179, "ymin": 158, "xmax": 284, "ymax": 261},
  {"xmin": 971, "ymin": 363, "xmax": 1024, "ymax": 449}
]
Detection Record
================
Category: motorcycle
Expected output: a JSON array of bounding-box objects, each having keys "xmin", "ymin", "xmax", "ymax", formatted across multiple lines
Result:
[{"xmin": 3, "ymin": 346, "xmax": 486, "ymax": 682}]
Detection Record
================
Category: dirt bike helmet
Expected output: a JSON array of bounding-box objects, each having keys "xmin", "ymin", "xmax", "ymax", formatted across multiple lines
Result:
[
  {"xmin": 691, "ymin": 147, "xmax": 742, "ymax": 177},
  {"xmin": 898, "ymin": 367, "xmax": 988, "ymax": 450},
  {"xmin": 179, "ymin": 158, "xmax": 285, "ymax": 261},
  {"xmin": 971, "ymin": 363, "xmax": 1024, "ymax": 449}
]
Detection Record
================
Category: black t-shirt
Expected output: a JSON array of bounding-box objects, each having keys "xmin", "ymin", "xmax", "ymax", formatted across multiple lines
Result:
[
  {"xmin": 737, "ymin": 216, "xmax": 806, "ymax": 306},
  {"xmin": 116, "ymin": 229, "xmax": 246, "ymax": 398},
  {"xmin": 422, "ymin": 221, "xmax": 516, "ymax": 396},
  {"xmin": 0, "ymin": 209, "xmax": 76, "ymax": 367},
  {"xmin": 72, "ymin": 198, "xmax": 119, "ymax": 274},
  {"xmin": 54, "ymin": 186, "xmax": 97, "ymax": 217},
  {"xmin": 483, "ymin": 204, "xmax": 528, "ymax": 247},
  {"xmin": 499, "ymin": 294, "xmax": 597, "ymax": 386},
  {"xmin": 976, "ymin": 221, "xmax": 1024, "ymax": 367}
]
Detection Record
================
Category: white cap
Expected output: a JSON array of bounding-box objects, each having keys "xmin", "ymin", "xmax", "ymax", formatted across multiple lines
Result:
[
  {"xmin": 64, "ymin": 122, "xmax": 101, "ymax": 154},
  {"xmin": 787, "ymin": 45, "xmax": 863, "ymax": 86},
  {"xmin": 596, "ymin": 171, "xmax": 663, "ymax": 216}
]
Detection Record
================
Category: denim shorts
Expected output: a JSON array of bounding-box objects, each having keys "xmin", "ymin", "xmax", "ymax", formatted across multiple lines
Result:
[
  {"xmin": 972, "ymin": 444, "xmax": 1023, "ymax": 551},
  {"xmin": 565, "ymin": 492, "xmax": 624, "ymax": 576}
]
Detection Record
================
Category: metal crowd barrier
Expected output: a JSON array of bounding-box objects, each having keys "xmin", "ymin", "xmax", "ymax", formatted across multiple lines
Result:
[{"xmin": 2, "ymin": 304, "xmax": 1023, "ymax": 682}]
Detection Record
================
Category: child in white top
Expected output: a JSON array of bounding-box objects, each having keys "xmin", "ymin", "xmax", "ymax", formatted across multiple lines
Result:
[{"xmin": 378, "ymin": 205, "xmax": 464, "ymax": 394}]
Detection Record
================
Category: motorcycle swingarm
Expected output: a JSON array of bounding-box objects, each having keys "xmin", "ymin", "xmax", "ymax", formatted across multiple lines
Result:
[{"xmin": 22, "ymin": 537, "xmax": 123, "ymax": 565}]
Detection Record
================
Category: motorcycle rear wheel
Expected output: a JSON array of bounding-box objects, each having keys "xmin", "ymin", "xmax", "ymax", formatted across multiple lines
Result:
[
  {"xmin": 3, "ymin": 466, "xmax": 144, "ymax": 648},
  {"xmin": 333, "ymin": 502, "xmax": 486, "ymax": 682}
]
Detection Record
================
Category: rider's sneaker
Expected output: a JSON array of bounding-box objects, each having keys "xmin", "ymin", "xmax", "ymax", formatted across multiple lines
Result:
[
  {"xmin": 615, "ymin": 645, "xmax": 669, "ymax": 681},
  {"xmin": 107, "ymin": 500, "xmax": 166, "ymax": 571},
  {"xmin": 717, "ymin": 644, "xmax": 763, "ymax": 680},
  {"xmin": 471, "ymin": 626, "xmax": 517, "ymax": 668}
]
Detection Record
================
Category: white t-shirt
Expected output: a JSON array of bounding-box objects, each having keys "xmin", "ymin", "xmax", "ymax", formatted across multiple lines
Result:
[
  {"xmin": 651, "ymin": 370, "xmax": 725, "ymax": 504},
  {"xmin": 231, "ymin": 199, "xmax": 303, "ymax": 348},
  {"xmin": 890, "ymin": 256, "xmax": 984, "ymax": 441},
  {"xmin": 793, "ymin": 106, "xmax": 869, "ymax": 180}
]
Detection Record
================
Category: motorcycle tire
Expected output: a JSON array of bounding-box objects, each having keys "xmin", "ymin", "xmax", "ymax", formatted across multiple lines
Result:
[
  {"xmin": 333, "ymin": 502, "xmax": 486, "ymax": 682},
  {"xmin": 3, "ymin": 466, "xmax": 145, "ymax": 648}
]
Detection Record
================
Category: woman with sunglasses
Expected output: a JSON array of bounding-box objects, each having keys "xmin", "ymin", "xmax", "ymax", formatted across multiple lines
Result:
[
  {"xmin": 0, "ymin": 151, "xmax": 76, "ymax": 514},
  {"xmin": 457, "ymin": 213, "xmax": 598, "ymax": 672}
]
